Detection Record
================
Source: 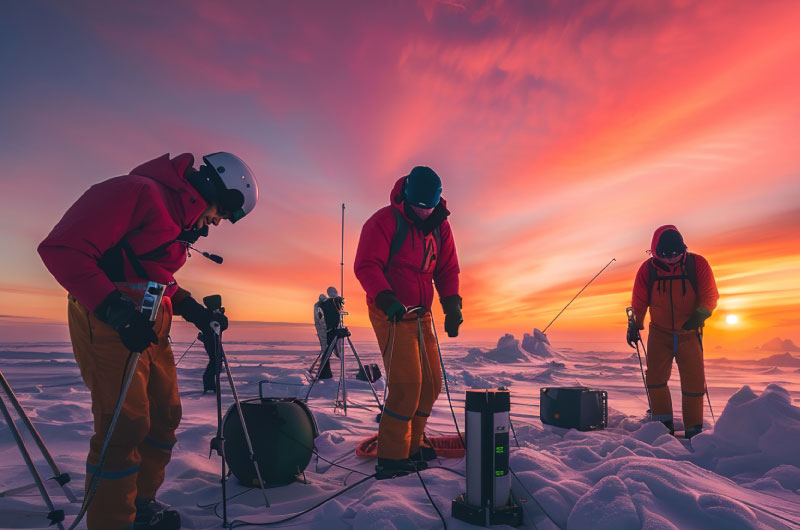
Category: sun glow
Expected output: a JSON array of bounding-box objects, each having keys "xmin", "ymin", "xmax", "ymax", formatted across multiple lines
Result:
[{"xmin": 726, "ymin": 314, "xmax": 740, "ymax": 325}]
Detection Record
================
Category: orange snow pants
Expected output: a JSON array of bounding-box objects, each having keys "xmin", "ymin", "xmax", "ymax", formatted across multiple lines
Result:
[
  {"xmin": 369, "ymin": 304, "xmax": 442, "ymax": 460},
  {"xmin": 645, "ymin": 323, "xmax": 705, "ymax": 430},
  {"xmin": 68, "ymin": 294, "xmax": 181, "ymax": 530}
]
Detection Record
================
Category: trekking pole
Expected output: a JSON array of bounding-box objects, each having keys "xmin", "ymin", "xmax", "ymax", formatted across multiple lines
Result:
[
  {"xmin": 542, "ymin": 258, "xmax": 616, "ymax": 334},
  {"xmin": 626, "ymin": 307, "xmax": 651, "ymax": 412},
  {"xmin": 0, "ymin": 369, "xmax": 77, "ymax": 503},
  {"xmin": 68, "ymin": 350, "xmax": 142, "ymax": 530},
  {"xmin": 429, "ymin": 310, "xmax": 464, "ymax": 446},
  {"xmin": 697, "ymin": 328, "xmax": 715, "ymax": 423},
  {"xmin": 0, "ymin": 387, "xmax": 65, "ymax": 529},
  {"xmin": 375, "ymin": 321, "xmax": 397, "ymax": 423},
  {"xmin": 69, "ymin": 281, "xmax": 166, "ymax": 530}
]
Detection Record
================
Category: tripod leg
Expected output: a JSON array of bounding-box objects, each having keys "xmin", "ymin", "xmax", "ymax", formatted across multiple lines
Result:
[
  {"xmin": 307, "ymin": 346, "xmax": 325, "ymax": 376},
  {"xmin": 211, "ymin": 336, "xmax": 227, "ymax": 527},
  {"xmin": 0, "ymin": 394, "xmax": 65, "ymax": 529},
  {"xmin": 218, "ymin": 338, "xmax": 271, "ymax": 508},
  {"xmin": 347, "ymin": 337, "xmax": 383, "ymax": 410},
  {"xmin": 340, "ymin": 337, "xmax": 347, "ymax": 416},
  {"xmin": 0, "ymin": 370, "xmax": 77, "ymax": 503},
  {"xmin": 304, "ymin": 340, "xmax": 338, "ymax": 402}
]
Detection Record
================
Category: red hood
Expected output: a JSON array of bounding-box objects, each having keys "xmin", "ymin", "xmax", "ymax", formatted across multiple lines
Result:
[
  {"xmin": 650, "ymin": 224, "xmax": 683, "ymax": 256},
  {"xmin": 130, "ymin": 153, "xmax": 208, "ymax": 228},
  {"xmin": 389, "ymin": 176, "xmax": 448, "ymax": 221},
  {"xmin": 650, "ymin": 224, "xmax": 688, "ymax": 269}
]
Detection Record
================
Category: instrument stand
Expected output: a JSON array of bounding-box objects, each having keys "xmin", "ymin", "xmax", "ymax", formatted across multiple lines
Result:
[
  {"xmin": 0, "ymin": 368, "xmax": 73, "ymax": 529},
  {"xmin": 202, "ymin": 295, "xmax": 270, "ymax": 528},
  {"xmin": 304, "ymin": 324, "xmax": 383, "ymax": 416}
]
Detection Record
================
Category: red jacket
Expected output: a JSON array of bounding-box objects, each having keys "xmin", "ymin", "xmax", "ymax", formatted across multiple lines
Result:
[
  {"xmin": 354, "ymin": 177, "xmax": 460, "ymax": 309},
  {"xmin": 38, "ymin": 154, "xmax": 208, "ymax": 311},
  {"xmin": 631, "ymin": 225, "xmax": 719, "ymax": 331}
]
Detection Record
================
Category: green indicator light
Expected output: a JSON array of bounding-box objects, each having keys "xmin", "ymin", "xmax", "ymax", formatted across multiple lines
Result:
[
  {"xmin": 496, "ymin": 446, "xmax": 504, "ymax": 454},
  {"xmin": 495, "ymin": 470, "xmax": 506, "ymax": 476}
]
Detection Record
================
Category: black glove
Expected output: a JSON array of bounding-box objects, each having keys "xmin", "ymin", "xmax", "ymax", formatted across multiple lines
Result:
[
  {"xmin": 682, "ymin": 307, "xmax": 711, "ymax": 330},
  {"xmin": 177, "ymin": 296, "xmax": 229, "ymax": 336},
  {"xmin": 441, "ymin": 295, "xmax": 463, "ymax": 338},
  {"xmin": 375, "ymin": 290, "xmax": 407, "ymax": 322},
  {"xmin": 95, "ymin": 290, "xmax": 158, "ymax": 353},
  {"xmin": 626, "ymin": 320, "xmax": 641, "ymax": 348}
]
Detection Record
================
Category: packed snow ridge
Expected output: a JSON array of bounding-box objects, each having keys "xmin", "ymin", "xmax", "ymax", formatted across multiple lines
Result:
[{"xmin": 462, "ymin": 328, "xmax": 566, "ymax": 364}]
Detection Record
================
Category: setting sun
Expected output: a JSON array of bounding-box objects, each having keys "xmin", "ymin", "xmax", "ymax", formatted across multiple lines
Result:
[{"xmin": 726, "ymin": 314, "xmax": 740, "ymax": 325}]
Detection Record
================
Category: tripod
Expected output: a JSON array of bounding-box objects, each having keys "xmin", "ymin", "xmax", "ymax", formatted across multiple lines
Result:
[
  {"xmin": 305, "ymin": 305, "xmax": 383, "ymax": 416},
  {"xmin": 201, "ymin": 295, "xmax": 270, "ymax": 527},
  {"xmin": 0, "ymin": 368, "xmax": 74, "ymax": 529}
]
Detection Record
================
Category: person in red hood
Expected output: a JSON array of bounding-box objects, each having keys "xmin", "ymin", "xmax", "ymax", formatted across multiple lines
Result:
[
  {"xmin": 628, "ymin": 225, "xmax": 719, "ymax": 439},
  {"xmin": 354, "ymin": 166, "xmax": 461, "ymax": 479},
  {"xmin": 38, "ymin": 152, "xmax": 258, "ymax": 530}
]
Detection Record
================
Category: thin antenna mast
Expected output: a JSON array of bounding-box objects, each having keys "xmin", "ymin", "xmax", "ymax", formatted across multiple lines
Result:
[
  {"xmin": 542, "ymin": 258, "xmax": 616, "ymax": 334},
  {"xmin": 340, "ymin": 203, "xmax": 345, "ymax": 297}
]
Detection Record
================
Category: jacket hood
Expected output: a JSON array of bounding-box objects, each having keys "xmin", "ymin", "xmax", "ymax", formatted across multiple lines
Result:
[
  {"xmin": 130, "ymin": 153, "xmax": 208, "ymax": 228},
  {"xmin": 131, "ymin": 153, "xmax": 195, "ymax": 191},
  {"xmin": 650, "ymin": 224, "xmax": 689, "ymax": 268},
  {"xmin": 650, "ymin": 224, "xmax": 683, "ymax": 255}
]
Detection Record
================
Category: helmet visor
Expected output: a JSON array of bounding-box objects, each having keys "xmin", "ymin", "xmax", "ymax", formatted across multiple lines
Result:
[{"xmin": 217, "ymin": 188, "xmax": 245, "ymax": 223}]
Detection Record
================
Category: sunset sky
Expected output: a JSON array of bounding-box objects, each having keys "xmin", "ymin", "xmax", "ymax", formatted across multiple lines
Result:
[{"xmin": 1, "ymin": 1, "xmax": 798, "ymax": 354}]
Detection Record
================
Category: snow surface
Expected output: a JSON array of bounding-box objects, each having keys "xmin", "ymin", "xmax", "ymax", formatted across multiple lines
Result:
[{"xmin": 1, "ymin": 330, "xmax": 799, "ymax": 530}]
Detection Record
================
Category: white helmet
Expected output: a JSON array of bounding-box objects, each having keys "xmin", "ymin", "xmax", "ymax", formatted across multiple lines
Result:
[{"xmin": 202, "ymin": 152, "xmax": 259, "ymax": 223}]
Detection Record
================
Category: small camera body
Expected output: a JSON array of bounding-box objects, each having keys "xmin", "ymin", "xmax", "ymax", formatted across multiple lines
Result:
[{"xmin": 140, "ymin": 282, "xmax": 167, "ymax": 322}]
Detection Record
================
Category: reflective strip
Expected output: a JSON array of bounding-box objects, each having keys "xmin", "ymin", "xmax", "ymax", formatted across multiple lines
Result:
[
  {"xmin": 145, "ymin": 436, "xmax": 175, "ymax": 450},
  {"xmin": 382, "ymin": 407, "xmax": 412, "ymax": 422},
  {"xmin": 672, "ymin": 334, "xmax": 678, "ymax": 357},
  {"xmin": 414, "ymin": 409, "xmax": 431, "ymax": 418},
  {"xmin": 647, "ymin": 383, "xmax": 668, "ymax": 389},
  {"xmin": 651, "ymin": 413, "xmax": 674, "ymax": 422},
  {"xmin": 86, "ymin": 462, "xmax": 140, "ymax": 480},
  {"xmin": 682, "ymin": 390, "xmax": 705, "ymax": 397}
]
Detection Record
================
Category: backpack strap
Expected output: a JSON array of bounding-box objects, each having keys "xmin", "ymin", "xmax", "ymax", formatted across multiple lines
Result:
[
  {"xmin": 385, "ymin": 208, "xmax": 408, "ymax": 273},
  {"xmin": 647, "ymin": 254, "xmax": 698, "ymax": 303},
  {"xmin": 98, "ymin": 238, "xmax": 178, "ymax": 282},
  {"xmin": 685, "ymin": 253, "xmax": 698, "ymax": 295}
]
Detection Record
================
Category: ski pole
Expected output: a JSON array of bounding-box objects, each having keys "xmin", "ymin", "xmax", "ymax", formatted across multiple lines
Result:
[
  {"xmin": 375, "ymin": 318, "xmax": 397, "ymax": 423},
  {"xmin": 697, "ymin": 328, "xmax": 715, "ymax": 423},
  {"xmin": 70, "ymin": 281, "xmax": 165, "ymax": 530},
  {"xmin": 543, "ymin": 258, "xmax": 616, "ymax": 334},
  {"xmin": 626, "ymin": 307, "xmax": 651, "ymax": 412},
  {"xmin": 429, "ymin": 310, "xmax": 464, "ymax": 447},
  {"xmin": 69, "ymin": 350, "xmax": 142, "ymax": 530}
]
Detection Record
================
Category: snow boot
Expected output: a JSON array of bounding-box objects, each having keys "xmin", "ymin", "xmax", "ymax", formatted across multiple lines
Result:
[
  {"xmin": 685, "ymin": 425, "xmax": 702, "ymax": 439},
  {"xmin": 134, "ymin": 498, "xmax": 181, "ymax": 529},
  {"xmin": 409, "ymin": 439, "xmax": 438, "ymax": 463},
  {"xmin": 661, "ymin": 420, "xmax": 675, "ymax": 436},
  {"xmin": 375, "ymin": 457, "xmax": 427, "ymax": 480}
]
